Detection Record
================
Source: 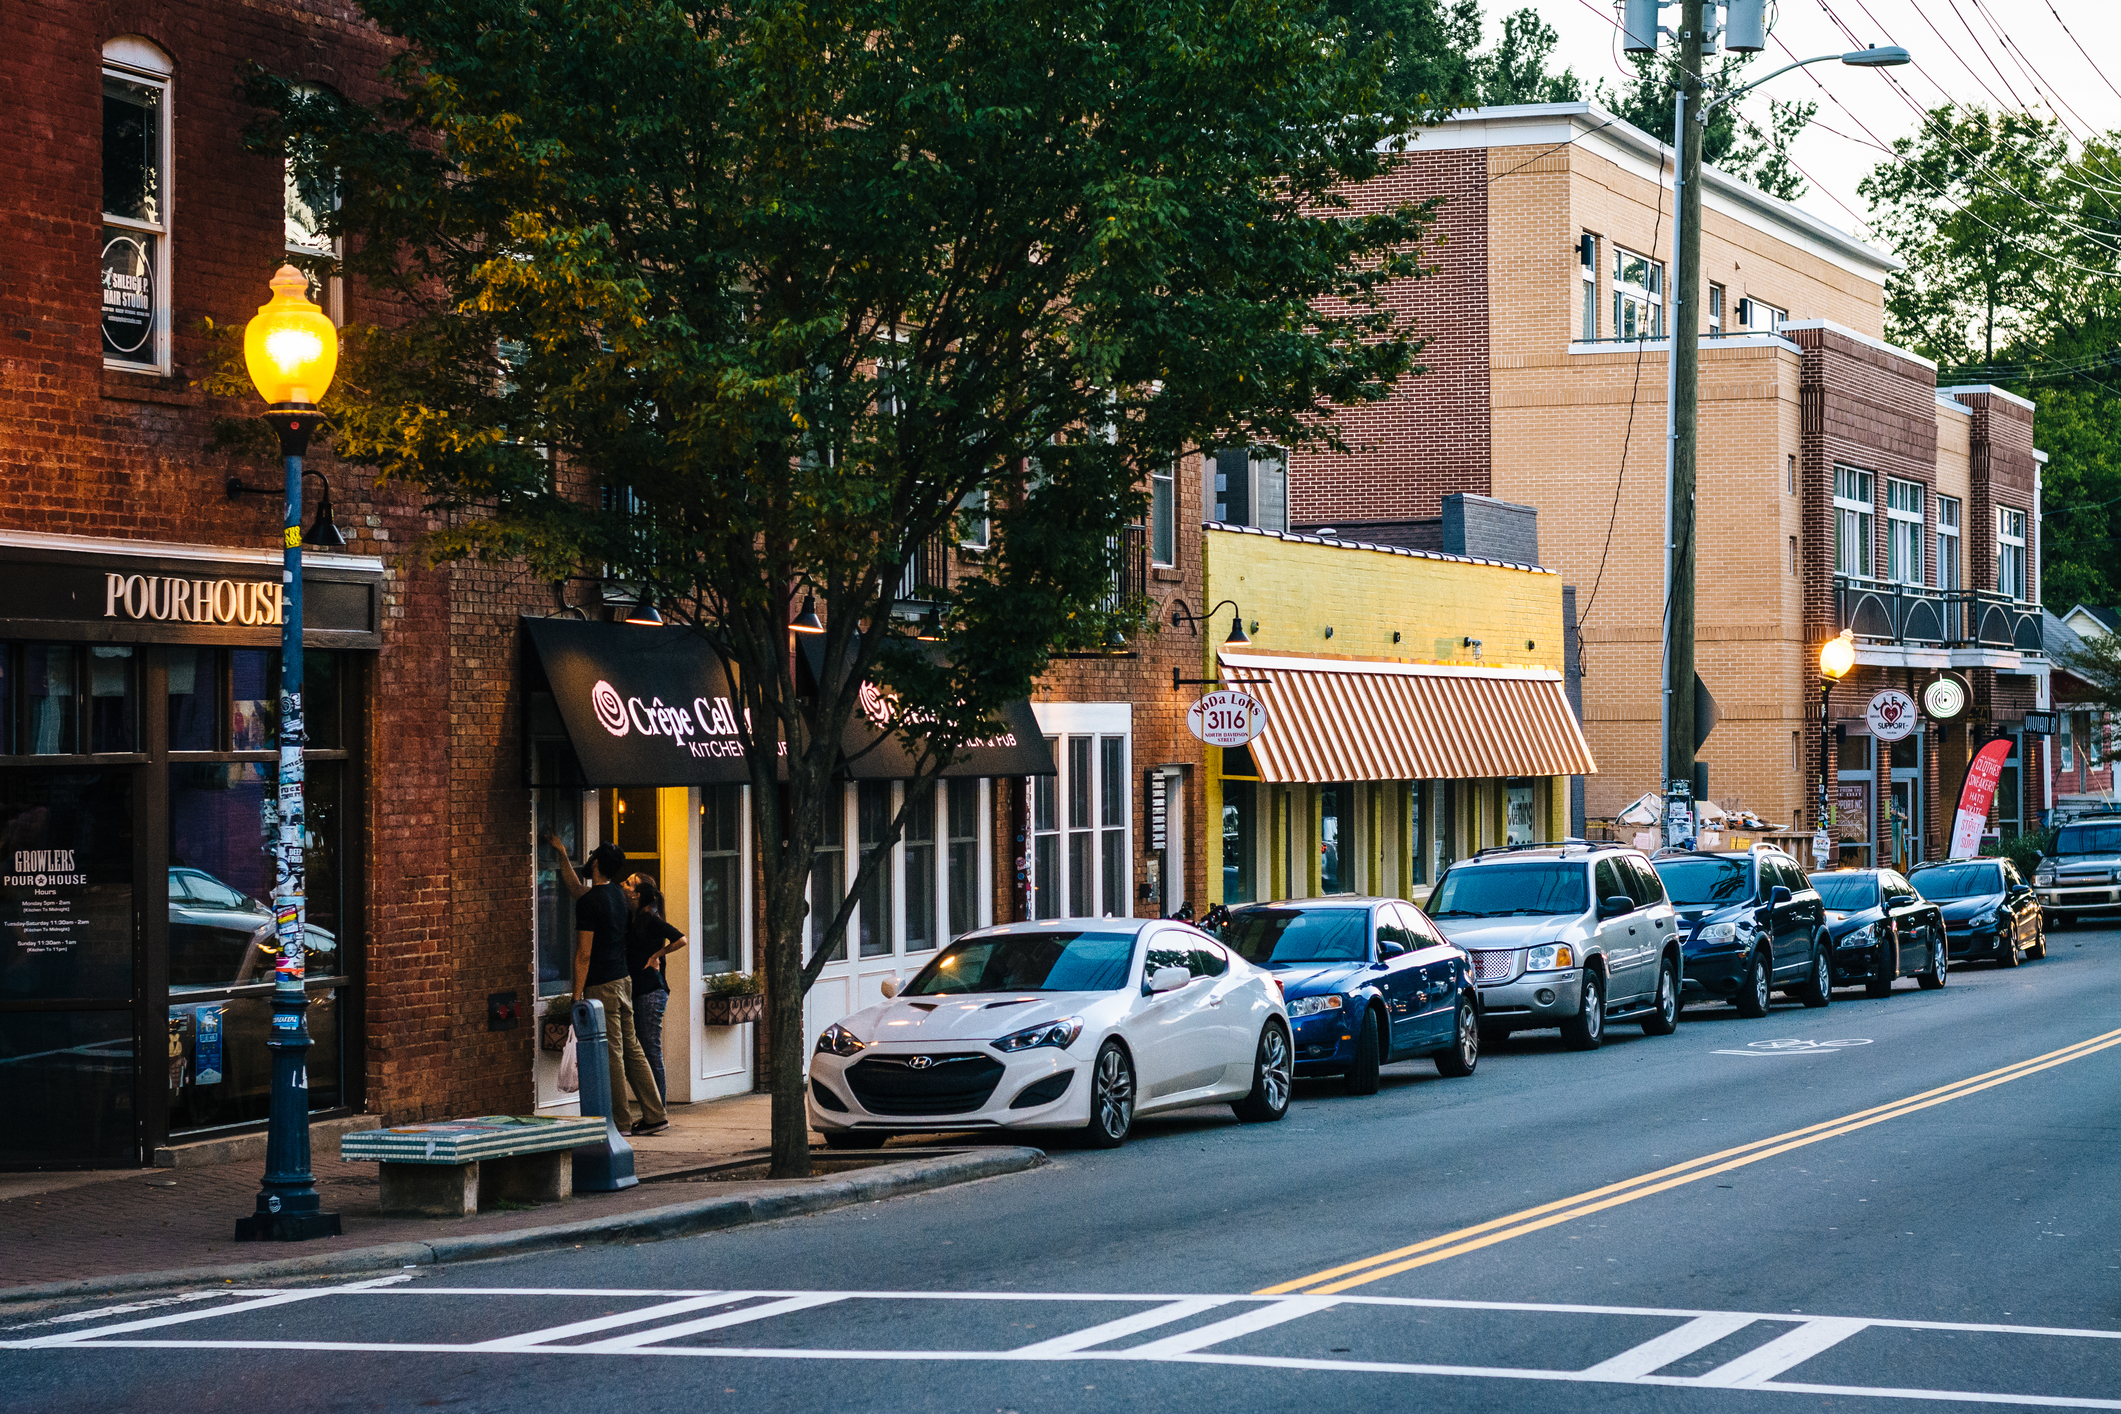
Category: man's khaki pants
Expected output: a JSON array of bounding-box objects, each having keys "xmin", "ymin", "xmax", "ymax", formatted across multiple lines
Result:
[{"xmin": 584, "ymin": 978, "xmax": 667, "ymax": 1129}]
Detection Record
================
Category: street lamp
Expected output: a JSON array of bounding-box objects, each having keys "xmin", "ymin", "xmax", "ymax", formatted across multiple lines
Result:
[
  {"xmin": 233, "ymin": 264, "xmax": 341, "ymax": 1242},
  {"xmin": 1818, "ymin": 629, "xmax": 1855, "ymax": 862}
]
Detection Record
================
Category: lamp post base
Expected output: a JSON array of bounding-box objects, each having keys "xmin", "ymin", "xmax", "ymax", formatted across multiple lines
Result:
[{"xmin": 233, "ymin": 1208, "xmax": 343, "ymax": 1242}]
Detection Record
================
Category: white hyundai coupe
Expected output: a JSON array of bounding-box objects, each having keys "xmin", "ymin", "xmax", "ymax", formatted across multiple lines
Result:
[{"xmin": 808, "ymin": 917, "xmax": 1292, "ymax": 1148}]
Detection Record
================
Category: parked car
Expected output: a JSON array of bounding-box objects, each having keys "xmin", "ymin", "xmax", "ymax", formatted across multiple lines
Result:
[
  {"xmin": 1421, "ymin": 842, "xmax": 1680, "ymax": 1050},
  {"xmin": 1808, "ymin": 868, "xmax": 1947, "ymax": 995},
  {"xmin": 1221, "ymin": 897, "xmax": 1480, "ymax": 1095},
  {"xmin": 1652, "ymin": 847, "xmax": 1832, "ymax": 1015},
  {"xmin": 168, "ymin": 865, "xmax": 338, "ymax": 990},
  {"xmin": 806, "ymin": 918, "xmax": 1290, "ymax": 1150},
  {"xmin": 2034, "ymin": 814, "xmax": 2121, "ymax": 928},
  {"xmin": 1909, "ymin": 857, "xmax": 2046, "ymax": 966}
]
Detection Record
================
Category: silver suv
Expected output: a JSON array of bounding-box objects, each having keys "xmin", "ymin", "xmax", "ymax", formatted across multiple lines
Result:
[
  {"xmin": 1421, "ymin": 842, "xmax": 1681, "ymax": 1050},
  {"xmin": 2035, "ymin": 815, "xmax": 2121, "ymax": 927}
]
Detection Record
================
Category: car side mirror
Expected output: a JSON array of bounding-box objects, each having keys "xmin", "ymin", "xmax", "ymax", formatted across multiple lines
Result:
[
  {"xmin": 1379, "ymin": 939, "xmax": 1407, "ymax": 959},
  {"xmin": 1769, "ymin": 886, "xmax": 1793, "ymax": 906},
  {"xmin": 1145, "ymin": 965, "xmax": 1190, "ymax": 996},
  {"xmin": 1599, "ymin": 894, "xmax": 1635, "ymax": 919},
  {"xmin": 879, "ymin": 976, "xmax": 900, "ymax": 999}
]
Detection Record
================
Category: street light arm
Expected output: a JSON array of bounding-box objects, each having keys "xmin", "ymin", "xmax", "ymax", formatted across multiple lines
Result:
[
  {"xmin": 1703, "ymin": 54, "xmax": 1836, "ymax": 116},
  {"xmin": 1702, "ymin": 47, "xmax": 1909, "ymax": 116}
]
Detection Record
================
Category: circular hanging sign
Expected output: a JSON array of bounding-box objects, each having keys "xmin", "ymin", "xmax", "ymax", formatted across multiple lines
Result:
[
  {"xmin": 1187, "ymin": 689, "xmax": 1265, "ymax": 747},
  {"xmin": 1923, "ymin": 676, "xmax": 1966, "ymax": 720},
  {"xmin": 1866, "ymin": 688, "xmax": 1918, "ymax": 742}
]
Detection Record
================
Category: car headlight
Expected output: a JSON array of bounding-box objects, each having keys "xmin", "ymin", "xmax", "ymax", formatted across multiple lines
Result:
[
  {"xmin": 815, "ymin": 1023, "xmax": 867, "ymax": 1057},
  {"xmin": 1838, "ymin": 923, "xmax": 1874, "ymax": 946},
  {"xmin": 1288, "ymin": 994, "xmax": 1345, "ymax": 1018},
  {"xmin": 2034, "ymin": 868, "xmax": 2055, "ymax": 886},
  {"xmin": 1693, "ymin": 922, "xmax": 1740, "ymax": 945},
  {"xmin": 992, "ymin": 1017, "xmax": 1083, "ymax": 1053},
  {"xmin": 1526, "ymin": 944, "xmax": 1575, "ymax": 970}
]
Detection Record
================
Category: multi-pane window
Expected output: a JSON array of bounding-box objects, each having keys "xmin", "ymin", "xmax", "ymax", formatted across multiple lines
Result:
[
  {"xmin": 698, "ymin": 786, "xmax": 743, "ymax": 974},
  {"xmin": 1834, "ymin": 466, "xmax": 1875, "ymax": 579},
  {"xmin": 809, "ymin": 791, "xmax": 845, "ymax": 958},
  {"xmin": 957, "ymin": 487, "xmax": 990, "ymax": 550},
  {"xmin": 946, "ymin": 779, "xmax": 980, "ymax": 939},
  {"xmin": 102, "ymin": 42, "xmax": 171, "ymax": 371},
  {"xmin": 1740, "ymin": 296, "xmax": 1786, "ymax": 332},
  {"xmin": 1937, "ymin": 496, "xmax": 1962, "ymax": 590},
  {"xmin": 1887, "ymin": 478, "xmax": 1924, "ymax": 586},
  {"xmin": 1997, "ymin": 506, "xmax": 2027, "ymax": 600},
  {"xmin": 1708, "ymin": 283, "xmax": 1724, "ymax": 334},
  {"xmin": 1580, "ymin": 233, "xmax": 1599, "ymax": 340},
  {"xmin": 1211, "ymin": 448, "xmax": 1286, "ymax": 531},
  {"xmin": 901, "ymin": 785, "xmax": 936, "ymax": 953},
  {"xmin": 1613, "ymin": 248, "xmax": 1663, "ymax": 339},
  {"xmin": 1151, "ymin": 461, "xmax": 1176, "ymax": 566},
  {"xmin": 856, "ymin": 781, "xmax": 893, "ymax": 958},
  {"xmin": 1031, "ymin": 733, "xmax": 1130, "ymax": 918}
]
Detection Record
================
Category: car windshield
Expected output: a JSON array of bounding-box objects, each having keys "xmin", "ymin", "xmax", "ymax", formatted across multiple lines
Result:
[
  {"xmin": 1911, "ymin": 862, "xmax": 2003, "ymax": 901},
  {"xmin": 1224, "ymin": 909, "xmax": 1368, "ymax": 965},
  {"xmin": 174, "ymin": 869, "xmax": 255, "ymax": 910},
  {"xmin": 2054, "ymin": 822, "xmax": 2121, "ymax": 856},
  {"xmin": 1428, "ymin": 862, "xmax": 1588, "ymax": 918},
  {"xmin": 1654, "ymin": 857, "xmax": 1752, "ymax": 907},
  {"xmin": 1810, "ymin": 873, "xmax": 1878, "ymax": 910},
  {"xmin": 901, "ymin": 930, "xmax": 1135, "ymax": 995}
]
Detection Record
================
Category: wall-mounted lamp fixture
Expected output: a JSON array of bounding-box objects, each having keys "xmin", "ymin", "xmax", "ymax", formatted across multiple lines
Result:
[
  {"xmin": 916, "ymin": 608, "xmax": 945, "ymax": 642},
  {"xmin": 1323, "ymin": 626, "xmax": 1334, "ymax": 639},
  {"xmin": 791, "ymin": 592, "xmax": 825, "ymax": 635},
  {"xmin": 623, "ymin": 591, "xmax": 664, "ymax": 627},
  {"xmin": 226, "ymin": 468, "xmax": 345, "ymax": 547},
  {"xmin": 1463, "ymin": 636, "xmax": 1483, "ymax": 659},
  {"xmin": 1170, "ymin": 599, "xmax": 1252, "ymax": 648}
]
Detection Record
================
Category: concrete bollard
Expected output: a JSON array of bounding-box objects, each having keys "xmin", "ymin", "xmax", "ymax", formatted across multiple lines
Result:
[{"xmin": 571, "ymin": 999, "xmax": 638, "ymax": 1192}]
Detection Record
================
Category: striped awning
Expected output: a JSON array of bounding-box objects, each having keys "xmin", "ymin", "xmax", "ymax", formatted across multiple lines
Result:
[{"xmin": 1218, "ymin": 651, "xmax": 1597, "ymax": 783}]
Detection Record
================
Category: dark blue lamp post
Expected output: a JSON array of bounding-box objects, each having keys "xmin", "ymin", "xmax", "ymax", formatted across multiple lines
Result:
[{"xmin": 232, "ymin": 264, "xmax": 342, "ymax": 1242}]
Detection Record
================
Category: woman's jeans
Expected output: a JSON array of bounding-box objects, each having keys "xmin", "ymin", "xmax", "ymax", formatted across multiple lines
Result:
[{"xmin": 633, "ymin": 985, "xmax": 670, "ymax": 1108}]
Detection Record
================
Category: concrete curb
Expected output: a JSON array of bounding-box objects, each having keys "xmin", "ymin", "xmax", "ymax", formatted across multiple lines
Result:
[{"xmin": 0, "ymin": 1146, "xmax": 1046, "ymax": 1309}]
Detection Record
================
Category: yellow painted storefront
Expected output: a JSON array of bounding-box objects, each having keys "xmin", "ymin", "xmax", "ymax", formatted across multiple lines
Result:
[{"xmin": 1199, "ymin": 526, "xmax": 1594, "ymax": 906}]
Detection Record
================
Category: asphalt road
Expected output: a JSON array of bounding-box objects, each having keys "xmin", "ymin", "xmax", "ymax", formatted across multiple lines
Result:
[{"xmin": 9, "ymin": 924, "xmax": 2119, "ymax": 1413}]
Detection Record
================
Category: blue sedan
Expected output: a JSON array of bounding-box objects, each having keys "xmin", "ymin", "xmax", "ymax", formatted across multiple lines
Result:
[{"xmin": 1221, "ymin": 897, "xmax": 1480, "ymax": 1096}]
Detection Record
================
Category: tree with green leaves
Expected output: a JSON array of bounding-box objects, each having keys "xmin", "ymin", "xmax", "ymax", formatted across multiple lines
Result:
[
  {"xmin": 1318, "ymin": 0, "xmax": 1578, "ymax": 117},
  {"xmin": 1596, "ymin": 52, "xmax": 1816, "ymax": 201},
  {"xmin": 250, "ymin": 0, "xmax": 1437, "ymax": 1176}
]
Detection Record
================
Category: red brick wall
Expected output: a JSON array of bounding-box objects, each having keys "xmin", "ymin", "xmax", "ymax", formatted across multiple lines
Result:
[{"xmin": 1287, "ymin": 150, "xmax": 1492, "ymax": 524}]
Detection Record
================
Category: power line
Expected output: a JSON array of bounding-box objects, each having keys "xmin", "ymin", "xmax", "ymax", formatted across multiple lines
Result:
[
  {"xmin": 2041, "ymin": 0, "xmax": 2121, "ymax": 107},
  {"xmin": 1972, "ymin": 0, "xmax": 2101, "ymax": 142}
]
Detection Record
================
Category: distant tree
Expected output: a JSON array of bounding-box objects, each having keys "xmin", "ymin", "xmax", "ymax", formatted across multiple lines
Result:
[
  {"xmin": 1596, "ymin": 51, "xmax": 1816, "ymax": 201},
  {"xmin": 1318, "ymin": 0, "xmax": 1578, "ymax": 118},
  {"xmin": 250, "ymin": 0, "xmax": 1438, "ymax": 1177},
  {"xmin": 1477, "ymin": 7, "xmax": 1583, "ymax": 106}
]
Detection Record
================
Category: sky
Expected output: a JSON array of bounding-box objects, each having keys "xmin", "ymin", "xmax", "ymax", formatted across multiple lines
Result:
[{"xmin": 1527, "ymin": 0, "xmax": 2121, "ymax": 241}]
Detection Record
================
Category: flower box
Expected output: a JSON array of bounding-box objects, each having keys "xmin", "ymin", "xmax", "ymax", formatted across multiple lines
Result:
[
  {"xmin": 539, "ymin": 1018, "xmax": 572, "ymax": 1054},
  {"xmin": 703, "ymin": 992, "xmax": 764, "ymax": 1027}
]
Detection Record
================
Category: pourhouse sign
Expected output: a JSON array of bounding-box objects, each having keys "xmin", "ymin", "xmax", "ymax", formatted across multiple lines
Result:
[{"xmin": 0, "ymin": 535, "xmax": 381, "ymax": 647}]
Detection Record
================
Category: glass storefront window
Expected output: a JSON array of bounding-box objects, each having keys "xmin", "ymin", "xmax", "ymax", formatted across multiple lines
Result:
[
  {"xmin": 856, "ymin": 781, "xmax": 892, "ymax": 958},
  {"xmin": 1408, "ymin": 784, "xmax": 1424, "ymax": 886},
  {"xmin": 89, "ymin": 646, "xmax": 135, "ymax": 753},
  {"xmin": 811, "ymin": 790, "xmax": 845, "ymax": 959},
  {"xmin": 1032, "ymin": 748, "xmax": 1059, "ymax": 920},
  {"xmin": 0, "ymin": 1011, "xmax": 135, "ymax": 1168},
  {"xmin": 0, "ymin": 769, "xmax": 134, "ymax": 1002},
  {"xmin": 699, "ymin": 785, "xmax": 741, "ymax": 975},
  {"xmin": 1319, "ymin": 784, "xmax": 1346, "ymax": 894},
  {"xmin": 535, "ymin": 774, "xmax": 585, "ymax": 995},
  {"xmin": 946, "ymin": 779, "xmax": 979, "ymax": 940},
  {"xmin": 903, "ymin": 785, "xmax": 936, "ymax": 953},
  {"xmin": 1223, "ymin": 781, "xmax": 1256, "ymax": 903},
  {"xmin": 26, "ymin": 646, "xmax": 77, "ymax": 755},
  {"xmin": 230, "ymin": 649, "xmax": 278, "ymax": 751},
  {"xmin": 167, "ymin": 646, "xmax": 215, "ymax": 750}
]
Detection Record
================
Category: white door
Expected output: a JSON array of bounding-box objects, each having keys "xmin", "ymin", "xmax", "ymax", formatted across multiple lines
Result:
[{"xmin": 1127, "ymin": 929, "xmax": 1232, "ymax": 1102}]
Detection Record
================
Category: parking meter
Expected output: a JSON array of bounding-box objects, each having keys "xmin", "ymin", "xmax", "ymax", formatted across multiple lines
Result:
[{"xmin": 571, "ymin": 998, "xmax": 638, "ymax": 1192}]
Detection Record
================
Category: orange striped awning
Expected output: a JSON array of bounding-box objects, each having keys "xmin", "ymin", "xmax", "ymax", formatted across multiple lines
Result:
[{"xmin": 1218, "ymin": 651, "xmax": 1597, "ymax": 783}]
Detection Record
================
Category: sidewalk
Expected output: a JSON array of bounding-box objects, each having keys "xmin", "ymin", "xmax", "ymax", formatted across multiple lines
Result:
[{"xmin": 0, "ymin": 1095, "xmax": 1033, "ymax": 1298}]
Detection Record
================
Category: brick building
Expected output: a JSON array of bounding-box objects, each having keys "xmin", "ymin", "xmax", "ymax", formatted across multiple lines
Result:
[{"xmin": 1289, "ymin": 103, "xmax": 2051, "ymax": 867}]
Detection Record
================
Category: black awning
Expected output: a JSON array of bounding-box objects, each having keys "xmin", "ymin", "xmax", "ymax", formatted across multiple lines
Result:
[
  {"xmin": 522, "ymin": 617, "xmax": 757, "ymax": 787},
  {"xmin": 806, "ymin": 639, "xmax": 1056, "ymax": 779}
]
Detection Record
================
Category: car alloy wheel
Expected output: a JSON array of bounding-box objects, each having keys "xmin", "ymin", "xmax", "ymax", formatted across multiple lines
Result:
[
  {"xmin": 2031, "ymin": 923, "xmax": 2048, "ymax": 960},
  {"xmin": 1918, "ymin": 933, "xmax": 1947, "ymax": 990},
  {"xmin": 1998, "ymin": 927, "xmax": 2022, "ymax": 969},
  {"xmin": 1736, "ymin": 949, "xmax": 1772, "ymax": 1017},
  {"xmin": 1799, "ymin": 944, "xmax": 1832, "ymax": 1009},
  {"xmin": 1084, "ymin": 1040, "xmax": 1134, "ymax": 1148},
  {"xmin": 1234, "ymin": 1023, "xmax": 1292, "ymax": 1122},
  {"xmin": 1561, "ymin": 969, "xmax": 1605, "ymax": 1051},
  {"xmin": 1435, "ymin": 998, "xmax": 1479, "ymax": 1077},
  {"xmin": 1641, "ymin": 958, "xmax": 1679, "ymax": 1036},
  {"xmin": 1345, "ymin": 1008, "xmax": 1383, "ymax": 1096}
]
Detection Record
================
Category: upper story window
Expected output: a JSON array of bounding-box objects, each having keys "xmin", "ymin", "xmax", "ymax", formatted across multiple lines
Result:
[
  {"xmin": 1996, "ymin": 506, "xmax": 2027, "ymax": 600},
  {"xmin": 1708, "ymin": 283, "xmax": 1725, "ymax": 334},
  {"xmin": 1613, "ymin": 247, "xmax": 1662, "ymax": 340},
  {"xmin": 1150, "ymin": 461, "xmax": 1176, "ymax": 566},
  {"xmin": 1580, "ymin": 233, "xmax": 1599, "ymax": 340},
  {"xmin": 102, "ymin": 38, "xmax": 173, "ymax": 372},
  {"xmin": 1211, "ymin": 447, "xmax": 1286, "ymax": 532},
  {"xmin": 1834, "ymin": 465, "xmax": 1874, "ymax": 579},
  {"xmin": 957, "ymin": 487, "xmax": 990, "ymax": 550},
  {"xmin": 1886, "ymin": 478, "xmax": 1924, "ymax": 586},
  {"xmin": 1739, "ymin": 296, "xmax": 1786, "ymax": 332},
  {"xmin": 1936, "ymin": 495, "xmax": 1962, "ymax": 591},
  {"xmin": 284, "ymin": 84, "xmax": 342, "ymax": 324}
]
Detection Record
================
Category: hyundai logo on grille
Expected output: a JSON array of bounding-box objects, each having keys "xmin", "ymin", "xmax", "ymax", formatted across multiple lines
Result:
[{"xmin": 908, "ymin": 1056, "xmax": 933, "ymax": 1070}]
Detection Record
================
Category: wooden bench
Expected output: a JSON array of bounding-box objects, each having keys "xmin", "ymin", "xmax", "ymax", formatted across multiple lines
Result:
[{"xmin": 340, "ymin": 1115, "xmax": 611, "ymax": 1217}]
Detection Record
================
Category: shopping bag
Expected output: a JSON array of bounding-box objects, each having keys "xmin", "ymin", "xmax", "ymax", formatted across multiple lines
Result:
[{"xmin": 557, "ymin": 1027, "xmax": 580, "ymax": 1093}]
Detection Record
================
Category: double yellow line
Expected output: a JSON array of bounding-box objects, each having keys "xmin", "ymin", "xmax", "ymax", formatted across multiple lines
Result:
[{"xmin": 1261, "ymin": 1025, "xmax": 2121, "ymax": 1297}]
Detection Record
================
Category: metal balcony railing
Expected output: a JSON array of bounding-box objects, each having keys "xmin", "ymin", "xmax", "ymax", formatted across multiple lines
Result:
[
  {"xmin": 1102, "ymin": 524, "xmax": 1147, "ymax": 611},
  {"xmin": 1834, "ymin": 577, "xmax": 2043, "ymax": 653},
  {"xmin": 893, "ymin": 533, "xmax": 955, "ymax": 605}
]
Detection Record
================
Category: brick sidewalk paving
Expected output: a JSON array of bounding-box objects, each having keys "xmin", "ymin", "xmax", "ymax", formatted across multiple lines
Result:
[{"xmin": 0, "ymin": 1095, "xmax": 856, "ymax": 1293}]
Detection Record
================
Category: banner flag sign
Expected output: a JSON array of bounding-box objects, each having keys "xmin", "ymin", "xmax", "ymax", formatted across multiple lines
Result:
[{"xmin": 1948, "ymin": 738, "xmax": 2015, "ymax": 860}]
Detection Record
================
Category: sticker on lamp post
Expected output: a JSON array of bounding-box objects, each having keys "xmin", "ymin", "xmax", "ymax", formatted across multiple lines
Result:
[
  {"xmin": 1865, "ymin": 689, "xmax": 1918, "ymax": 742},
  {"xmin": 1187, "ymin": 690, "xmax": 1265, "ymax": 747}
]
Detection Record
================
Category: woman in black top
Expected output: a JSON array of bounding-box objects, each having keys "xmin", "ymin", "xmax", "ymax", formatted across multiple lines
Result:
[{"xmin": 623, "ymin": 874, "xmax": 685, "ymax": 1111}]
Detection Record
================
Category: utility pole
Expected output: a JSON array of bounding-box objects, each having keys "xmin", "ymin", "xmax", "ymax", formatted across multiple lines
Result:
[{"xmin": 1664, "ymin": 0, "xmax": 1705, "ymax": 847}]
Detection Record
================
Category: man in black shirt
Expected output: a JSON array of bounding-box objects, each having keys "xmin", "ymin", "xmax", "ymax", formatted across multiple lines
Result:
[{"xmin": 569, "ymin": 842, "xmax": 667, "ymax": 1134}]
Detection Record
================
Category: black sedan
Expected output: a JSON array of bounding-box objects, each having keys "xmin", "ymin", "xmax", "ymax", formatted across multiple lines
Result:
[
  {"xmin": 1808, "ymin": 868, "xmax": 1948, "ymax": 996},
  {"xmin": 1653, "ymin": 848, "xmax": 1831, "ymax": 1015},
  {"xmin": 1908, "ymin": 858, "xmax": 2046, "ymax": 966}
]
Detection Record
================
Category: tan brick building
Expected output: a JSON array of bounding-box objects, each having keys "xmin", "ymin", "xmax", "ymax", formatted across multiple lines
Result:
[{"xmin": 1290, "ymin": 103, "xmax": 2051, "ymax": 865}]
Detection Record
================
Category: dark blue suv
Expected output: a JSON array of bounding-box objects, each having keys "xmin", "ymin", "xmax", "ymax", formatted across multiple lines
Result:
[
  {"xmin": 1651, "ymin": 848, "xmax": 1831, "ymax": 1016},
  {"xmin": 1222, "ymin": 897, "xmax": 1480, "ymax": 1096}
]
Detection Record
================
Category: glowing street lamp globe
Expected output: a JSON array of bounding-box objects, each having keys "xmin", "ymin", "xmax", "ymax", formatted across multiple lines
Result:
[
  {"xmin": 1819, "ymin": 629, "xmax": 1856, "ymax": 682},
  {"xmin": 244, "ymin": 264, "xmax": 338, "ymax": 407}
]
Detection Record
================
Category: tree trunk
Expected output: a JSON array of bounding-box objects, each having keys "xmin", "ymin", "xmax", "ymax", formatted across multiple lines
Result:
[{"xmin": 765, "ymin": 895, "xmax": 813, "ymax": 1179}]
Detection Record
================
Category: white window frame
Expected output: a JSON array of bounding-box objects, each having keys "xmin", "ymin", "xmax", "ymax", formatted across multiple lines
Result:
[
  {"xmin": 101, "ymin": 38, "xmax": 174, "ymax": 374},
  {"xmin": 1739, "ymin": 296, "xmax": 1786, "ymax": 332},
  {"xmin": 1613, "ymin": 247, "xmax": 1663, "ymax": 340},
  {"xmin": 1997, "ymin": 505, "xmax": 2027, "ymax": 600},
  {"xmin": 1886, "ymin": 478, "xmax": 1925, "ymax": 586},
  {"xmin": 956, "ymin": 487, "xmax": 990, "ymax": 550},
  {"xmin": 1936, "ymin": 495, "xmax": 1961, "ymax": 590},
  {"xmin": 1708, "ymin": 282, "xmax": 1724, "ymax": 335},
  {"xmin": 1580, "ymin": 233, "xmax": 1599, "ymax": 340},
  {"xmin": 1028, "ymin": 702, "xmax": 1131, "ymax": 920},
  {"xmin": 1834, "ymin": 465, "xmax": 1875, "ymax": 580},
  {"xmin": 1150, "ymin": 460, "xmax": 1176, "ymax": 566},
  {"xmin": 2062, "ymin": 714, "xmax": 2075, "ymax": 772}
]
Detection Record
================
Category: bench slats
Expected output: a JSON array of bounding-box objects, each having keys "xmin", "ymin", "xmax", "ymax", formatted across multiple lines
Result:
[{"xmin": 341, "ymin": 1115, "xmax": 609, "ymax": 1165}]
